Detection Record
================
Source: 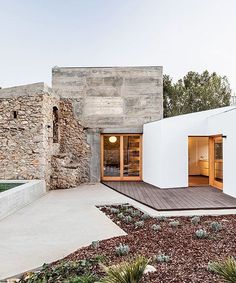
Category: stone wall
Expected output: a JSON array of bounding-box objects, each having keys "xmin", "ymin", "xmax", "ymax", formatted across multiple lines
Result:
[
  {"xmin": 0, "ymin": 83, "xmax": 57, "ymax": 183},
  {"xmin": 50, "ymin": 99, "xmax": 90, "ymax": 189}
]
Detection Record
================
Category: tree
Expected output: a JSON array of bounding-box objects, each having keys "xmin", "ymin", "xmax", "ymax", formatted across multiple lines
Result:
[{"xmin": 163, "ymin": 71, "xmax": 232, "ymax": 118}]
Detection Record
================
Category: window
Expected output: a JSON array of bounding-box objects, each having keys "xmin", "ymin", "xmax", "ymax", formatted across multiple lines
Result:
[{"xmin": 53, "ymin": 106, "xmax": 59, "ymax": 143}]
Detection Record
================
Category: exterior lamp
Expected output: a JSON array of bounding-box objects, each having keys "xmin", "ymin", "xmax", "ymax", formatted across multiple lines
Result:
[{"xmin": 109, "ymin": 136, "xmax": 117, "ymax": 143}]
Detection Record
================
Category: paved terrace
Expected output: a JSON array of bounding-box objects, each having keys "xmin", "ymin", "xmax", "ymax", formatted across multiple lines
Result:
[
  {"xmin": 103, "ymin": 181, "xmax": 236, "ymax": 211},
  {"xmin": 1, "ymin": 183, "xmax": 236, "ymax": 279}
]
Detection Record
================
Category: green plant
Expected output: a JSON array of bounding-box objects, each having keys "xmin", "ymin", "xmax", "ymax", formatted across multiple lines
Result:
[
  {"xmin": 169, "ymin": 220, "xmax": 180, "ymax": 228},
  {"xmin": 115, "ymin": 243, "xmax": 130, "ymax": 256},
  {"xmin": 131, "ymin": 210, "xmax": 141, "ymax": 217},
  {"xmin": 156, "ymin": 216, "xmax": 167, "ymax": 221},
  {"xmin": 210, "ymin": 221, "xmax": 222, "ymax": 232},
  {"xmin": 209, "ymin": 257, "xmax": 236, "ymax": 283},
  {"xmin": 125, "ymin": 207, "xmax": 134, "ymax": 214},
  {"xmin": 195, "ymin": 229, "xmax": 208, "ymax": 239},
  {"xmin": 191, "ymin": 216, "xmax": 201, "ymax": 225},
  {"xmin": 91, "ymin": 241, "xmax": 100, "ymax": 249},
  {"xmin": 66, "ymin": 273, "xmax": 99, "ymax": 283},
  {"xmin": 100, "ymin": 256, "xmax": 149, "ymax": 283},
  {"xmin": 123, "ymin": 215, "xmax": 133, "ymax": 223},
  {"xmin": 141, "ymin": 213, "xmax": 150, "ymax": 220},
  {"xmin": 134, "ymin": 221, "xmax": 144, "ymax": 229},
  {"xmin": 110, "ymin": 208, "xmax": 119, "ymax": 214},
  {"xmin": 154, "ymin": 253, "xmax": 170, "ymax": 263},
  {"xmin": 151, "ymin": 224, "xmax": 161, "ymax": 231},
  {"xmin": 117, "ymin": 213, "xmax": 124, "ymax": 219}
]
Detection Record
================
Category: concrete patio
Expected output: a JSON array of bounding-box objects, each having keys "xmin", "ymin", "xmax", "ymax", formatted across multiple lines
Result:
[{"xmin": 1, "ymin": 183, "xmax": 236, "ymax": 279}]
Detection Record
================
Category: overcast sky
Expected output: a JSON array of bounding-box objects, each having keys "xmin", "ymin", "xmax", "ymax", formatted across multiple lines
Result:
[{"xmin": 0, "ymin": 0, "xmax": 235, "ymax": 92}]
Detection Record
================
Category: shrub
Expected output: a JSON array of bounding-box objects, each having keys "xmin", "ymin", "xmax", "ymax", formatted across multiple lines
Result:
[
  {"xmin": 195, "ymin": 229, "xmax": 208, "ymax": 239},
  {"xmin": 154, "ymin": 253, "xmax": 170, "ymax": 263},
  {"xmin": 66, "ymin": 273, "xmax": 98, "ymax": 283},
  {"xmin": 131, "ymin": 210, "xmax": 141, "ymax": 217},
  {"xmin": 209, "ymin": 257, "xmax": 236, "ymax": 283},
  {"xmin": 210, "ymin": 221, "xmax": 222, "ymax": 232},
  {"xmin": 110, "ymin": 208, "xmax": 119, "ymax": 214},
  {"xmin": 151, "ymin": 224, "xmax": 161, "ymax": 231},
  {"xmin": 115, "ymin": 243, "xmax": 130, "ymax": 256},
  {"xmin": 156, "ymin": 216, "xmax": 167, "ymax": 221},
  {"xmin": 100, "ymin": 256, "xmax": 149, "ymax": 283},
  {"xmin": 123, "ymin": 215, "xmax": 133, "ymax": 223},
  {"xmin": 91, "ymin": 241, "xmax": 100, "ymax": 249},
  {"xmin": 169, "ymin": 220, "xmax": 180, "ymax": 228},
  {"xmin": 135, "ymin": 221, "xmax": 144, "ymax": 229},
  {"xmin": 141, "ymin": 213, "xmax": 150, "ymax": 220},
  {"xmin": 191, "ymin": 216, "xmax": 201, "ymax": 225},
  {"xmin": 125, "ymin": 207, "xmax": 134, "ymax": 214},
  {"xmin": 117, "ymin": 213, "xmax": 124, "ymax": 219}
]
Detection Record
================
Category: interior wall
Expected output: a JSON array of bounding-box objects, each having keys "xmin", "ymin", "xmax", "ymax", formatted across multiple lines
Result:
[{"xmin": 188, "ymin": 137, "xmax": 209, "ymax": 175}]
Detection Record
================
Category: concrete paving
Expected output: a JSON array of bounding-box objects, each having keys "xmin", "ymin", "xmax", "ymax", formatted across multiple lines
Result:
[{"xmin": 1, "ymin": 183, "xmax": 236, "ymax": 279}]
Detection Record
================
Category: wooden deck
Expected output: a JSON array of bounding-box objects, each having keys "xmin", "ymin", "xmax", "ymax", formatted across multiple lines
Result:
[{"xmin": 102, "ymin": 181, "xmax": 236, "ymax": 211}]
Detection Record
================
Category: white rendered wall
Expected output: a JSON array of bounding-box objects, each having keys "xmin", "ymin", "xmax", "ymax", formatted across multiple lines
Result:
[
  {"xmin": 207, "ymin": 109, "xmax": 236, "ymax": 197},
  {"xmin": 143, "ymin": 107, "xmax": 236, "ymax": 197}
]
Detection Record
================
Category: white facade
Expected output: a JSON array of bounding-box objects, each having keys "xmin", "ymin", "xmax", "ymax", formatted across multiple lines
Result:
[{"xmin": 143, "ymin": 106, "xmax": 236, "ymax": 198}]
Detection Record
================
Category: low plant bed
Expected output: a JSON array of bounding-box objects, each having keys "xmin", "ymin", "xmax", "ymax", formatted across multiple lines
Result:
[{"xmin": 19, "ymin": 204, "xmax": 236, "ymax": 282}]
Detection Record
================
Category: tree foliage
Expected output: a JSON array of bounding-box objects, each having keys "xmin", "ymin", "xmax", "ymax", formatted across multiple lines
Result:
[{"xmin": 163, "ymin": 71, "xmax": 231, "ymax": 118}]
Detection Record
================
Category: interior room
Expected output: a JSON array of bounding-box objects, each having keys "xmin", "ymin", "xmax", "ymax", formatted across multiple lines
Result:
[{"xmin": 188, "ymin": 136, "xmax": 209, "ymax": 186}]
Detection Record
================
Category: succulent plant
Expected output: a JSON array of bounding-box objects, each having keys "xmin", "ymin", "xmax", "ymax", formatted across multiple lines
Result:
[
  {"xmin": 117, "ymin": 213, "xmax": 124, "ymax": 219},
  {"xmin": 135, "ymin": 221, "xmax": 144, "ymax": 228},
  {"xmin": 151, "ymin": 224, "xmax": 161, "ymax": 231},
  {"xmin": 156, "ymin": 216, "xmax": 167, "ymax": 221},
  {"xmin": 123, "ymin": 215, "xmax": 133, "ymax": 223},
  {"xmin": 141, "ymin": 213, "xmax": 150, "ymax": 220},
  {"xmin": 210, "ymin": 221, "xmax": 222, "ymax": 232},
  {"xmin": 191, "ymin": 216, "xmax": 201, "ymax": 225},
  {"xmin": 207, "ymin": 261, "xmax": 215, "ymax": 272},
  {"xmin": 154, "ymin": 253, "xmax": 170, "ymax": 263},
  {"xmin": 131, "ymin": 210, "xmax": 141, "ymax": 217},
  {"xmin": 110, "ymin": 208, "xmax": 119, "ymax": 214},
  {"xmin": 195, "ymin": 229, "xmax": 208, "ymax": 239},
  {"xmin": 115, "ymin": 243, "xmax": 130, "ymax": 256},
  {"xmin": 169, "ymin": 220, "xmax": 180, "ymax": 228},
  {"xmin": 91, "ymin": 240, "xmax": 100, "ymax": 249},
  {"xmin": 125, "ymin": 207, "xmax": 134, "ymax": 214}
]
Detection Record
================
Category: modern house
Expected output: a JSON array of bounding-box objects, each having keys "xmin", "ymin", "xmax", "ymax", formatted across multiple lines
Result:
[
  {"xmin": 143, "ymin": 106, "xmax": 236, "ymax": 198},
  {"xmin": 1, "ymin": 65, "xmax": 236, "ymax": 200}
]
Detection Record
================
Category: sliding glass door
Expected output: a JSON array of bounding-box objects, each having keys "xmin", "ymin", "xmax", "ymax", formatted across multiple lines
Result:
[{"xmin": 101, "ymin": 134, "xmax": 142, "ymax": 181}]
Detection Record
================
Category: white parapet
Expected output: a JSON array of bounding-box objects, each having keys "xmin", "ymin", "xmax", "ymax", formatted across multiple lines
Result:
[{"xmin": 0, "ymin": 180, "xmax": 46, "ymax": 220}]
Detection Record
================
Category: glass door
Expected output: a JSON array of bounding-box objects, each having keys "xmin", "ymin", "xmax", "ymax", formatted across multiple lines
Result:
[
  {"xmin": 101, "ymin": 134, "xmax": 142, "ymax": 181},
  {"xmin": 209, "ymin": 136, "xmax": 223, "ymax": 189}
]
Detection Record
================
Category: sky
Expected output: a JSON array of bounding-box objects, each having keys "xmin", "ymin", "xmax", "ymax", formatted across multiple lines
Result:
[{"xmin": 0, "ymin": 0, "xmax": 236, "ymax": 92}]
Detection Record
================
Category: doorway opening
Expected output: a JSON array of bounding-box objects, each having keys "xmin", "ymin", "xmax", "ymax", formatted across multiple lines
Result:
[
  {"xmin": 101, "ymin": 134, "xmax": 142, "ymax": 181},
  {"xmin": 188, "ymin": 136, "xmax": 223, "ymax": 189}
]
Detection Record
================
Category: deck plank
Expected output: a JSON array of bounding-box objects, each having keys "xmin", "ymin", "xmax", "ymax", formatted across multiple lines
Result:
[{"xmin": 102, "ymin": 181, "xmax": 236, "ymax": 211}]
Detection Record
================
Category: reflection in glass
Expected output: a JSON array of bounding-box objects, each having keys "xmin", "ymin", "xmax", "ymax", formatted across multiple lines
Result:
[
  {"xmin": 123, "ymin": 136, "xmax": 140, "ymax": 177},
  {"xmin": 214, "ymin": 139, "xmax": 223, "ymax": 182},
  {"xmin": 103, "ymin": 136, "xmax": 120, "ymax": 177}
]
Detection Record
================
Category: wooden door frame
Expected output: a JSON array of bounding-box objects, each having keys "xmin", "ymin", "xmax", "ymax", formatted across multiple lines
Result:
[
  {"xmin": 209, "ymin": 135, "xmax": 223, "ymax": 190},
  {"xmin": 188, "ymin": 135, "xmax": 223, "ymax": 190},
  {"xmin": 101, "ymin": 134, "xmax": 142, "ymax": 181}
]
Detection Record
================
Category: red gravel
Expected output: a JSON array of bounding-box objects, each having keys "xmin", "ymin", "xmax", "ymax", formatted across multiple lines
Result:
[{"xmin": 60, "ymin": 205, "xmax": 236, "ymax": 282}]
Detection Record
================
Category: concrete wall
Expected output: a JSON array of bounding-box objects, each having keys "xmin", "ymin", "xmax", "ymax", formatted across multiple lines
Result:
[
  {"xmin": 52, "ymin": 66, "xmax": 163, "ymax": 130},
  {"xmin": 0, "ymin": 180, "xmax": 46, "ymax": 220},
  {"xmin": 52, "ymin": 66, "xmax": 163, "ymax": 182},
  {"xmin": 143, "ymin": 106, "xmax": 236, "ymax": 197}
]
